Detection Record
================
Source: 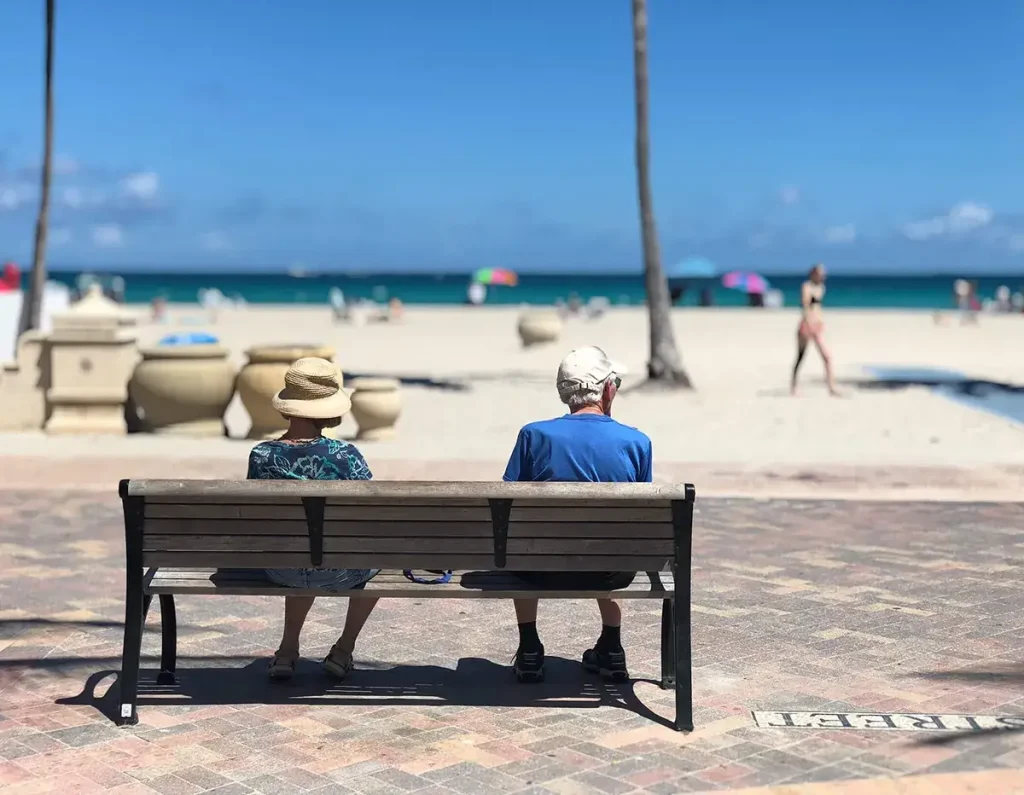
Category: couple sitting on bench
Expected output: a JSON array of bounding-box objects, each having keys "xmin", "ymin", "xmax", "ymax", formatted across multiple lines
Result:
[{"xmin": 255, "ymin": 346, "xmax": 653, "ymax": 684}]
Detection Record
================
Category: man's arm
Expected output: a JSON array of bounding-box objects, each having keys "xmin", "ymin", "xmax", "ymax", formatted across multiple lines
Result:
[
  {"xmin": 502, "ymin": 429, "xmax": 530, "ymax": 482},
  {"xmin": 639, "ymin": 439, "xmax": 653, "ymax": 483}
]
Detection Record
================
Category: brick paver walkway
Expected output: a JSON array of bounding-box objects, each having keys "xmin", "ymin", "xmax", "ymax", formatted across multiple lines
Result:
[{"xmin": 1, "ymin": 491, "xmax": 1022, "ymax": 793}]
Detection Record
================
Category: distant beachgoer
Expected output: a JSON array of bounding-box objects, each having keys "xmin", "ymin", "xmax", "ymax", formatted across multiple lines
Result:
[
  {"xmin": 790, "ymin": 263, "xmax": 837, "ymax": 396},
  {"xmin": 111, "ymin": 276, "xmax": 126, "ymax": 303},
  {"xmin": 965, "ymin": 282, "xmax": 981, "ymax": 324},
  {"xmin": 699, "ymin": 287, "xmax": 714, "ymax": 307},
  {"xmin": 669, "ymin": 282, "xmax": 686, "ymax": 305},
  {"xmin": 329, "ymin": 287, "xmax": 347, "ymax": 322},
  {"xmin": 466, "ymin": 282, "xmax": 486, "ymax": 306},
  {"xmin": 995, "ymin": 286, "xmax": 1011, "ymax": 313},
  {"xmin": 388, "ymin": 297, "xmax": 404, "ymax": 321},
  {"xmin": 0, "ymin": 262, "xmax": 20, "ymax": 292},
  {"xmin": 953, "ymin": 279, "xmax": 969, "ymax": 310},
  {"xmin": 151, "ymin": 296, "xmax": 167, "ymax": 322}
]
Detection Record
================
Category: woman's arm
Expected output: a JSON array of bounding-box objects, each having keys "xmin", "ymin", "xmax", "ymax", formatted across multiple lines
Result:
[{"xmin": 799, "ymin": 282, "xmax": 812, "ymax": 319}]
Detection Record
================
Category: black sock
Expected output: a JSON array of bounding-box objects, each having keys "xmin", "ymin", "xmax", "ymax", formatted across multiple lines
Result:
[
  {"xmin": 596, "ymin": 624, "xmax": 622, "ymax": 652},
  {"xmin": 517, "ymin": 621, "xmax": 542, "ymax": 650}
]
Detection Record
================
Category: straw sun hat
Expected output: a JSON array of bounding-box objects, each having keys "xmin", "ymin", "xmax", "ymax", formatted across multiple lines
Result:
[{"xmin": 272, "ymin": 357, "xmax": 352, "ymax": 420}]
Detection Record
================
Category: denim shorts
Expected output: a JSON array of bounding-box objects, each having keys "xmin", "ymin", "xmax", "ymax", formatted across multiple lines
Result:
[{"xmin": 265, "ymin": 568, "xmax": 379, "ymax": 592}]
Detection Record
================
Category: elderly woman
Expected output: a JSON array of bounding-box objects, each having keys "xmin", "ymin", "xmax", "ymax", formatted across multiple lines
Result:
[{"xmin": 247, "ymin": 357, "xmax": 379, "ymax": 680}]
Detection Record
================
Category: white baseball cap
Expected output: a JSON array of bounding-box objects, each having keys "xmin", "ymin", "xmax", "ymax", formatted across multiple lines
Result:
[{"xmin": 556, "ymin": 346, "xmax": 627, "ymax": 399}]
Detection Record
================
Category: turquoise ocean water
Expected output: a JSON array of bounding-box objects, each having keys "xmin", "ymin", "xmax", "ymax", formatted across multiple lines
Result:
[{"xmin": 46, "ymin": 270, "xmax": 1022, "ymax": 309}]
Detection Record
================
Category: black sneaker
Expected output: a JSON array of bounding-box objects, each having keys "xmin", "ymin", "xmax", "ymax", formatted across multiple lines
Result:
[
  {"xmin": 512, "ymin": 645, "xmax": 545, "ymax": 683},
  {"xmin": 582, "ymin": 646, "xmax": 628, "ymax": 682}
]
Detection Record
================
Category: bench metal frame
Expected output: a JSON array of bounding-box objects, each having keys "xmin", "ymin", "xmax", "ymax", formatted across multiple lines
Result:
[{"xmin": 117, "ymin": 479, "xmax": 696, "ymax": 731}]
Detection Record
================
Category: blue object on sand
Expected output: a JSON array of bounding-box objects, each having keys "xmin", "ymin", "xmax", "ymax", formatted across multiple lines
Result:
[{"xmin": 159, "ymin": 332, "xmax": 219, "ymax": 346}]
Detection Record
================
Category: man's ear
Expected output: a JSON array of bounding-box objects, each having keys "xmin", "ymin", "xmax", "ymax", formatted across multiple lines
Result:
[{"xmin": 602, "ymin": 380, "xmax": 616, "ymax": 414}]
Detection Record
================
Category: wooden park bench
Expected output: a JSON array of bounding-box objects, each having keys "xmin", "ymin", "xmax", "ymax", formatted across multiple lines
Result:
[{"xmin": 117, "ymin": 479, "xmax": 696, "ymax": 730}]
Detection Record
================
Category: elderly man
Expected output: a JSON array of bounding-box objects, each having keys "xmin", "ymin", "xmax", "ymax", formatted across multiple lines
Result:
[{"xmin": 502, "ymin": 345, "xmax": 653, "ymax": 683}]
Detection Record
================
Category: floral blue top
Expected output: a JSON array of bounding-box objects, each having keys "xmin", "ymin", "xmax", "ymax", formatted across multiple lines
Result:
[
  {"xmin": 247, "ymin": 437, "xmax": 373, "ymax": 482},
  {"xmin": 247, "ymin": 437, "xmax": 376, "ymax": 590}
]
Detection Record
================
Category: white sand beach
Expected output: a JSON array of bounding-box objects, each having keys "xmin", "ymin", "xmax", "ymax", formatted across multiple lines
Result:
[{"xmin": 2, "ymin": 304, "xmax": 1022, "ymax": 499}]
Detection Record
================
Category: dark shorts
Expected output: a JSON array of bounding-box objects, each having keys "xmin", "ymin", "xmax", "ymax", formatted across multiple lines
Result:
[{"xmin": 513, "ymin": 571, "xmax": 636, "ymax": 591}]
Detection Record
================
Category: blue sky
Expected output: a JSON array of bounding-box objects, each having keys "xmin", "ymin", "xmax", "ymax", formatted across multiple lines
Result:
[{"xmin": 0, "ymin": 0, "xmax": 1022, "ymax": 274}]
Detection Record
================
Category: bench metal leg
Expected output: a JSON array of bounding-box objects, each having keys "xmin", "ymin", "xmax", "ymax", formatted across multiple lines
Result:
[
  {"xmin": 674, "ymin": 568, "xmax": 693, "ymax": 732},
  {"xmin": 157, "ymin": 595, "xmax": 177, "ymax": 685},
  {"xmin": 117, "ymin": 567, "xmax": 144, "ymax": 726},
  {"xmin": 660, "ymin": 598, "xmax": 675, "ymax": 689}
]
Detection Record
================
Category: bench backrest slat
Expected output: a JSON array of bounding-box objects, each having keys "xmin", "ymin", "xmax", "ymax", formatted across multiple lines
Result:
[{"xmin": 126, "ymin": 480, "xmax": 693, "ymax": 573}]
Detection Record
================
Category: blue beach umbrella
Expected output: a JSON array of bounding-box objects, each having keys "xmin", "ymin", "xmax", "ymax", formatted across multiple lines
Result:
[{"xmin": 666, "ymin": 256, "xmax": 718, "ymax": 280}]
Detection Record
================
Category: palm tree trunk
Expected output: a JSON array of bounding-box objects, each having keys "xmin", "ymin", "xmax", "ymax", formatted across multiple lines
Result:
[
  {"xmin": 17, "ymin": 0, "xmax": 55, "ymax": 338},
  {"xmin": 632, "ymin": 0, "xmax": 691, "ymax": 388}
]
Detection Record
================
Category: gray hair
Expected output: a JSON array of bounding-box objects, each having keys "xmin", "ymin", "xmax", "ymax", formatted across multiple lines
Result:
[{"xmin": 559, "ymin": 383, "xmax": 604, "ymax": 410}]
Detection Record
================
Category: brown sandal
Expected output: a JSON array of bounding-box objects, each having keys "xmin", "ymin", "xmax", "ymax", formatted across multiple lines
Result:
[
  {"xmin": 268, "ymin": 654, "xmax": 297, "ymax": 681},
  {"xmin": 322, "ymin": 646, "xmax": 354, "ymax": 680}
]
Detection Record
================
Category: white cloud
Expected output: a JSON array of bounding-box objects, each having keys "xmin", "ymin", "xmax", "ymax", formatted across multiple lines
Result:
[
  {"xmin": 49, "ymin": 228, "xmax": 72, "ymax": 247},
  {"xmin": 92, "ymin": 223, "xmax": 124, "ymax": 248},
  {"xmin": 903, "ymin": 202, "xmax": 993, "ymax": 240},
  {"xmin": 52, "ymin": 154, "xmax": 80, "ymax": 176},
  {"xmin": 946, "ymin": 201, "xmax": 993, "ymax": 232},
  {"xmin": 0, "ymin": 184, "xmax": 33, "ymax": 211},
  {"xmin": 0, "ymin": 188, "xmax": 21, "ymax": 210},
  {"xmin": 823, "ymin": 224, "xmax": 856, "ymax": 244},
  {"xmin": 779, "ymin": 185, "xmax": 800, "ymax": 206},
  {"xmin": 120, "ymin": 171, "xmax": 160, "ymax": 200},
  {"xmin": 200, "ymin": 230, "xmax": 234, "ymax": 252},
  {"xmin": 62, "ymin": 186, "xmax": 83, "ymax": 208}
]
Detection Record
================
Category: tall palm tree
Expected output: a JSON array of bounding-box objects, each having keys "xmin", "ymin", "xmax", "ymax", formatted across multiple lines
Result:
[
  {"xmin": 632, "ymin": 0, "xmax": 691, "ymax": 387},
  {"xmin": 17, "ymin": 0, "xmax": 55, "ymax": 338}
]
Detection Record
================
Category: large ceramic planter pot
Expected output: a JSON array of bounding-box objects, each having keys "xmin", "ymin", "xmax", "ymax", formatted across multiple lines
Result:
[
  {"xmin": 349, "ymin": 377, "xmax": 401, "ymax": 440},
  {"xmin": 517, "ymin": 310, "xmax": 562, "ymax": 347},
  {"xmin": 237, "ymin": 344, "xmax": 335, "ymax": 439},
  {"xmin": 129, "ymin": 345, "xmax": 236, "ymax": 436}
]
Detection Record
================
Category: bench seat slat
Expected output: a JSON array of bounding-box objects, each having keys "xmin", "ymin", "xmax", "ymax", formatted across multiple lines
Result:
[{"xmin": 145, "ymin": 568, "xmax": 674, "ymax": 598}]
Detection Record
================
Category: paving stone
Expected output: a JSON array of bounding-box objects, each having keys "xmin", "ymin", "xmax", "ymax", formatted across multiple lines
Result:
[{"xmin": 1, "ymin": 491, "xmax": 1022, "ymax": 794}]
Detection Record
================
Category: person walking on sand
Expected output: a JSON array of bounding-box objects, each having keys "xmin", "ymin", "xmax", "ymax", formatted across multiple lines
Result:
[
  {"xmin": 247, "ymin": 357, "xmax": 380, "ymax": 681},
  {"xmin": 502, "ymin": 345, "xmax": 652, "ymax": 684},
  {"xmin": 791, "ymin": 263, "xmax": 838, "ymax": 396}
]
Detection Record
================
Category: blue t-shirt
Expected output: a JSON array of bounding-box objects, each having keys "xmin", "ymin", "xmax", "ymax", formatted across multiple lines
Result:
[{"xmin": 502, "ymin": 413, "xmax": 653, "ymax": 483}]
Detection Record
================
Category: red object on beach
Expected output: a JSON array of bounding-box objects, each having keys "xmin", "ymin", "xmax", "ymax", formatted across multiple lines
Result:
[{"xmin": 0, "ymin": 262, "xmax": 20, "ymax": 292}]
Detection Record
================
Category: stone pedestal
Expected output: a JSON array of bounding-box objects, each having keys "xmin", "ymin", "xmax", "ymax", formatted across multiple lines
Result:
[
  {"xmin": 0, "ymin": 330, "xmax": 51, "ymax": 430},
  {"xmin": 350, "ymin": 377, "xmax": 401, "ymax": 440},
  {"xmin": 237, "ymin": 344, "xmax": 335, "ymax": 439},
  {"xmin": 45, "ymin": 285, "xmax": 137, "ymax": 435}
]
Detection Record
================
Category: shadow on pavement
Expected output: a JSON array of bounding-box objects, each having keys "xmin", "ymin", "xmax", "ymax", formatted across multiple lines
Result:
[{"xmin": 58, "ymin": 655, "xmax": 674, "ymax": 729}]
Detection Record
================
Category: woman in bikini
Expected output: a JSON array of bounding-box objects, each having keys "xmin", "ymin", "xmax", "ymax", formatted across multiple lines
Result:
[{"xmin": 791, "ymin": 263, "xmax": 838, "ymax": 396}]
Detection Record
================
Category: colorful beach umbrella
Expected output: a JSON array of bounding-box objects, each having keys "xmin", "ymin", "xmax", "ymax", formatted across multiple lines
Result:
[
  {"xmin": 473, "ymin": 267, "xmax": 519, "ymax": 287},
  {"xmin": 666, "ymin": 256, "xmax": 718, "ymax": 280},
  {"xmin": 721, "ymin": 271, "xmax": 770, "ymax": 295}
]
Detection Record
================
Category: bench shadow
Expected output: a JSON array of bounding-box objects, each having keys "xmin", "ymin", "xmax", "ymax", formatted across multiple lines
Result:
[{"xmin": 60, "ymin": 656, "xmax": 674, "ymax": 729}]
